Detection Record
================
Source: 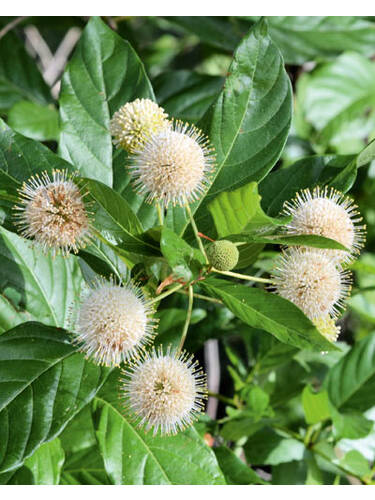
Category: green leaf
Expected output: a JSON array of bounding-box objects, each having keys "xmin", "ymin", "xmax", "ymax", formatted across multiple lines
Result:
[
  {"xmin": 160, "ymin": 227, "xmax": 205, "ymax": 282},
  {"xmin": 214, "ymin": 446, "xmax": 266, "ymax": 484},
  {"xmin": 0, "ymin": 32, "xmax": 51, "ymax": 113},
  {"xmin": 25, "ymin": 439, "xmax": 65, "ymax": 485},
  {"xmin": 0, "ymin": 119, "xmax": 75, "ymax": 196},
  {"xmin": 167, "ymin": 19, "xmax": 292, "ymax": 238},
  {"xmin": 357, "ymin": 138, "xmax": 375, "ymax": 167},
  {"xmin": 259, "ymin": 154, "xmax": 356, "ymax": 217},
  {"xmin": 340, "ymin": 450, "xmax": 371, "ymax": 478},
  {"xmin": 0, "ymin": 295, "xmax": 31, "ymax": 334},
  {"xmin": 0, "ymin": 466, "xmax": 35, "ymax": 485},
  {"xmin": 261, "ymin": 16, "xmax": 375, "ymax": 65},
  {"xmin": 154, "ymin": 70, "xmax": 224, "ymax": 122},
  {"xmin": 201, "ymin": 278, "xmax": 336, "ymax": 351},
  {"xmin": 244, "ymin": 427, "xmax": 304, "ymax": 465},
  {"xmin": 208, "ymin": 181, "xmax": 285, "ymax": 238},
  {"xmin": 93, "ymin": 373, "xmax": 226, "ymax": 485},
  {"xmin": 313, "ymin": 442, "xmax": 371, "ymax": 479},
  {"xmin": 165, "ymin": 16, "xmax": 241, "ymax": 52},
  {"xmin": 302, "ymin": 386, "xmax": 331, "ymax": 425},
  {"xmin": 59, "ymin": 16, "xmax": 154, "ymax": 186},
  {"xmin": 8, "ymin": 101, "xmax": 59, "ymax": 141},
  {"xmin": 83, "ymin": 178, "xmax": 159, "ymax": 256},
  {"xmin": 60, "ymin": 445, "xmax": 111, "ymax": 485},
  {"xmin": 0, "ymin": 322, "xmax": 109, "ymax": 473},
  {"xmin": 227, "ymin": 233, "xmax": 348, "ymax": 251},
  {"xmin": 297, "ymin": 52, "xmax": 375, "ymax": 152},
  {"xmin": 0, "ymin": 226, "xmax": 84, "ymax": 328},
  {"xmin": 331, "ymin": 409, "xmax": 373, "ymax": 440},
  {"xmin": 325, "ymin": 332, "xmax": 375, "ymax": 412}
]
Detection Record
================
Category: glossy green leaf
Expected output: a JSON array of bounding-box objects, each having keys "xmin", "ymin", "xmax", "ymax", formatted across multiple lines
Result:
[
  {"xmin": 8, "ymin": 101, "xmax": 59, "ymax": 141},
  {"xmin": 214, "ymin": 446, "xmax": 266, "ymax": 485},
  {"xmin": 201, "ymin": 278, "xmax": 336, "ymax": 351},
  {"xmin": 0, "ymin": 32, "xmax": 51, "ymax": 113},
  {"xmin": 0, "ymin": 226, "xmax": 84, "ymax": 328},
  {"xmin": 0, "ymin": 119, "xmax": 75, "ymax": 196},
  {"xmin": 60, "ymin": 445, "xmax": 111, "ymax": 485},
  {"xmin": 93, "ymin": 374, "xmax": 226, "ymax": 485},
  {"xmin": 59, "ymin": 16, "xmax": 154, "ymax": 185},
  {"xmin": 160, "ymin": 227, "xmax": 205, "ymax": 282},
  {"xmin": 227, "ymin": 233, "xmax": 348, "ymax": 251},
  {"xmin": 259, "ymin": 154, "xmax": 356, "ymax": 217},
  {"xmin": 260, "ymin": 16, "xmax": 375, "ymax": 65},
  {"xmin": 167, "ymin": 19, "xmax": 292, "ymax": 238},
  {"xmin": 325, "ymin": 332, "xmax": 375, "ymax": 412},
  {"xmin": 0, "ymin": 295, "xmax": 31, "ymax": 334},
  {"xmin": 154, "ymin": 70, "xmax": 224, "ymax": 122},
  {"xmin": 0, "ymin": 466, "xmax": 34, "ymax": 485},
  {"xmin": 25, "ymin": 439, "xmax": 65, "ymax": 485},
  {"xmin": 208, "ymin": 181, "xmax": 285, "ymax": 238},
  {"xmin": 244, "ymin": 427, "xmax": 304, "ymax": 465},
  {"xmin": 302, "ymin": 386, "xmax": 331, "ymax": 425},
  {"xmin": 0, "ymin": 322, "xmax": 109, "ymax": 473},
  {"xmin": 357, "ymin": 138, "xmax": 375, "ymax": 167},
  {"xmin": 83, "ymin": 178, "xmax": 159, "ymax": 257}
]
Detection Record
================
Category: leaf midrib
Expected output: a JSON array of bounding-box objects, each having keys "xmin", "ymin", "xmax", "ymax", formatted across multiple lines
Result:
[{"xmin": 94, "ymin": 396, "xmax": 171, "ymax": 484}]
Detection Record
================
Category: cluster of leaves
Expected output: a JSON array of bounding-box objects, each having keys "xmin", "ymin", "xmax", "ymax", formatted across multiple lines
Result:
[{"xmin": 1, "ymin": 15, "xmax": 375, "ymax": 485}]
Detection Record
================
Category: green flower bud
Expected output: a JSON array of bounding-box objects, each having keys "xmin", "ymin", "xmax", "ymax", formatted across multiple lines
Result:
[{"xmin": 206, "ymin": 240, "xmax": 239, "ymax": 271}]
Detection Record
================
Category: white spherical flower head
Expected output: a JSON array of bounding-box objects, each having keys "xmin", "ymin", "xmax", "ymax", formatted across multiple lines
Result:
[
  {"xmin": 271, "ymin": 248, "xmax": 351, "ymax": 320},
  {"xmin": 129, "ymin": 121, "xmax": 215, "ymax": 207},
  {"xmin": 282, "ymin": 186, "xmax": 366, "ymax": 264},
  {"xmin": 313, "ymin": 315, "xmax": 341, "ymax": 343},
  {"xmin": 121, "ymin": 347, "xmax": 207, "ymax": 436},
  {"xmin": 14, "ymin": 170, "xmax": 91, "ymax": 256},
  {"xmin": 75, "ymin": 278, "xmax": 155, "ymax": 367},
  {"xmin": 109, "ymin": 98, "xmax": 170, "ymax": 153}
]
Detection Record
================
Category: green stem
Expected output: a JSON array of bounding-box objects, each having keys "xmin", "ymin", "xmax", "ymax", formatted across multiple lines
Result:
[
  {"xmin": 212, "ymin": 268, "xmax": 274, "ymax": 284},
  {"xmin": 178, "ymin": 285, "xmax": 194, "ymax": 353},
  {"xmin": 207, "ymin": 391, "xmax": 236, "ymax": 407},
  {"xmin": 156, "ymin": 202, "xmax": 164, "ymax": 226},
  {"xmin": 185, "ymin": 201, "xmax": 209, "ymax": 264},
  {"xmin": 176, "ymin": 289, "xmax": 222, "ymax": 304},
  {"xmin": 147, "ymin": 283, "xmax": 184, "ymax": 305}
]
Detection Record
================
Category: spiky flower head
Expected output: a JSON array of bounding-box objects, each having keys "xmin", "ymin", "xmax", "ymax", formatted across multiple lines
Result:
[
  {"xmin": 121, "ymin": 346, "xmax": 207, "ymax": 436},
  {"xmin": 313, "ymin": 315, "xmax": 341, "ymax": 343},
  {"xmin": 109, "ymin": 98, "xmax": 170, "ymax": 153},
  {"xmin": 282, "ymin": 186, "xmax": 366, "ymax": 264},
  {"xmin": 207, "ymin": 240, "xmax": 239, "ymax": 271},
  {"xmin": 128, "ymin": 121, "xmax": 215, "ymax": 207},
  {"xmin": 271, "ymin": 248, "xmax": 351, "ymax": 320},
  {"xmin": 14, "ymin": 170, "xmax": 91, "ymax": 256},
  {"xmin": 74, "ymin": 277, "xmax": 155, "ymax": 367}
]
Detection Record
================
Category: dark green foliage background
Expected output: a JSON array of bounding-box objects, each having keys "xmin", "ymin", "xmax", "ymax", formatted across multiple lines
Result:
[{"xmin": 1, "ymin": 15, "xmax": 375, "ymax": 485}]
